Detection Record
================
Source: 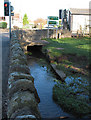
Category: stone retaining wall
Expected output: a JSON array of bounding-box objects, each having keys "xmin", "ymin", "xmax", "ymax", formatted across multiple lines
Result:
[
  {"xmin": 7, "ymin": 31, "xmax": 41, "ymax": 119},
  {"xmin": 13, "ymin": 29, "xmax": 71, "ymax": 53},
  {"xmin": 18, "ymin": 29, "xmax": 71, "ymax": 40},
  {"xmin": 18, "ymin": 29, "xmax": 58, "ymax": 40}
]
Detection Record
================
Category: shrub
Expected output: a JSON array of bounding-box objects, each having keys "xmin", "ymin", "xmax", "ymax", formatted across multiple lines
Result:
[{"xmin": 0, "ymin": 22, "xmax": 7, "ymax": 29}]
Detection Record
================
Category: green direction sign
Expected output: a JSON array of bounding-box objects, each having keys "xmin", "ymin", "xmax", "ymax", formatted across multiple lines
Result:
[
  {"xmin": 47, "ymin": 16, "xmax": 59, "ymax": 26},
  {"xmin": 48, "ymin": 21, "xmax": 57, "ymax": 25},
  {"xmin": 11, "ymin": 12, "xmax": 14, "ymax": 16},
  {"xmin": 48, "ymin": 16, "xmax": 59, "ymax": 20}
]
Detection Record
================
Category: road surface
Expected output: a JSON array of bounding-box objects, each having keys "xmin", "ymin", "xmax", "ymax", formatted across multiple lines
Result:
[{"xmin": 0, "ymin": 30, "xmax": 10, "ymax": 119}]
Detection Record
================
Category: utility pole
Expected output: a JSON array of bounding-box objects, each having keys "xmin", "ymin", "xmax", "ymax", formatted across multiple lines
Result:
[{"xmin": 9, "ymin": 2, "xmax": 11, "ymax": 40}]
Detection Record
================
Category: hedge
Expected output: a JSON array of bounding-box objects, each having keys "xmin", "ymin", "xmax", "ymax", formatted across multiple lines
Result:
[{"xmin": 0, "ymin": 22, "xmax": 7, "ymax": 29}]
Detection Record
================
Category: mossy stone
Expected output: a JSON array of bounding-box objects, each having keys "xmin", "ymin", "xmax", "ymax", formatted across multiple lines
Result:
[
  {"xmin": 7, "ymin": 91, "xmax": 39, "ymax": 118},
  {"xmin": 8, "ymin": 79, "xmax": 40, "ymax": 103},
  {"xmin": 9, "ymin": 64, "xmax": 30, "ymax": 74},
  {"xmin": 8, "ymin": 72, "xmax": 34, "ymax": 84}
]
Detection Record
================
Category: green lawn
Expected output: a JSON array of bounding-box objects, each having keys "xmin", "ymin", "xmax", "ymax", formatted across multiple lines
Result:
[
  {"xmin": 42, "ymin": 37, "xmax": 91, "ymax": 76},
  {"xmin": 42, "ymin": 37, "xmax": 90, "ymax": 58}
]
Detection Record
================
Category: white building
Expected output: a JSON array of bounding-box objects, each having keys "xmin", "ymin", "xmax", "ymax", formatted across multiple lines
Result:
[
  {"xmin": 12, "ymin": 13, "xmax": 23, "ymax": 28},
  {"xmin": 69, "ymin": 8, "xmax": 91, "ymax": 34}
]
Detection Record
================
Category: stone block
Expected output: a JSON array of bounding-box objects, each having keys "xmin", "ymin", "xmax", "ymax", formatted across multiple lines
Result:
[
  {"xmin": 51, "ymin": 64, "xmax": 66, "ymax": 80},
  {"xmin": 10, "ymin": 48, "xmax": 24, "ymax": 56},
  {"xmin": 11, "ymin": 107, "xmax": 40, "ymax": 119},
  {"xmin": 8, "ymin": 72, "xmax": 34, "ymax": 84},
  {"xmin": 7, "ymin": 91, "xmax": 39, "ymax": 118},
  {"xmin": 9, "ymin": 64, "xmax": 30, "ymax": 74},
  {"xmin": 10, "ymin": 58, "xmax": 27, "ymax": 66},
  {"xmin": 10, "ymin": 54, "xmax": 27, "ymax": 63},
  {"xmin": 10, "ymin": 45, "xmax": 22, "ymax": 52},
  {"xmin": 10, "ymin": 39, "xmax": 19, "ymax": 44},
  {"xmin": 8, "ymin": 79, "xmax": 37, "ymax": 100}
]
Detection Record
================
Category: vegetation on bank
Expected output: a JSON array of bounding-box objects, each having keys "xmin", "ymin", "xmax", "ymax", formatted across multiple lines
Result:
[
  {"xmin": 42, "ymin": 37, "xmax": 90, "ymax": 117},
  {"xmin": 53, "ymin": 81, "xmax": 90, "ymax": 117}
]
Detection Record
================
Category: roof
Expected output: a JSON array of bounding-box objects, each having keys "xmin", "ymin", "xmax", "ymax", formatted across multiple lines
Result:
[{"xmin": 70, "ymin": 8, "xmax": 91, "ymax": 15}]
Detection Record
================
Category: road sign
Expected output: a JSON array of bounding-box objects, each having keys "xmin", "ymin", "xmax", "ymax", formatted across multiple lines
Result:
[
  {"xmin": 48, "ymin": 21, "xmax": 57, "ymax": 25},
  {"xmin": 48, "ymin": 16, "xmax": 59, "ymax": 20},
  {"xmin": 11, "ymin": 12, "xmax": 14, "ymax": 16},
  {"xmin": 47, "ymin": 16, "xmax": 59, "ymax": 26}
]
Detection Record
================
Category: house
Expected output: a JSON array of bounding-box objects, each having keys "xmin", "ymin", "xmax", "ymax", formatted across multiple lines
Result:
[
  {"xmin": 69, "ymin": 8, "xmax": 91, "ymax": 35},
  {"xmin": 12, "ymin": 13, "xmax": 23, "ymax": 28},
  {"xmin": 59, "ymin": 8, "xmax": 91, "ymax": 35}
]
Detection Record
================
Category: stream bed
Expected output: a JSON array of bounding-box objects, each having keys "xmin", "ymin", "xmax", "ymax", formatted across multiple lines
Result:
[{"xmin": 27, "ymin": 51, "xmax": 75, "ymax": 119}]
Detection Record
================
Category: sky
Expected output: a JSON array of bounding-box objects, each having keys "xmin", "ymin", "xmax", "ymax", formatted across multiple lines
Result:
[{"xmin": 1, "ymin": 0, "xmax": 91, "ymax": 20}]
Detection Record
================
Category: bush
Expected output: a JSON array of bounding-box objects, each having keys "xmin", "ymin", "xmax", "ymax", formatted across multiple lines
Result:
[{"xmin": 0, "ymin": 22, "xmax": 7, "ymax": 29}]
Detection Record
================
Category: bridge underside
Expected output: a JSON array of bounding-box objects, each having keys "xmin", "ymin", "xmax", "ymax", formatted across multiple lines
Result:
[
  {"xmin": 26, "ymin": 40, "xmax": 49, "ymax": 46},
  {"xmin": 22, "ymin": 40, "xmax": 49, "ymax": 53}
]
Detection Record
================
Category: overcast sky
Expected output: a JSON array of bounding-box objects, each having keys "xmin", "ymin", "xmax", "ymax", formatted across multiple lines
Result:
[{"xmin": 1, "ymin": 0, "xmax": 91, "ymax": 20}]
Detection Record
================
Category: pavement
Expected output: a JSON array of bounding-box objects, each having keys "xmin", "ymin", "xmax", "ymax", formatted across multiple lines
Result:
[{"xmin": 0, "ymin": 30, "xmax": 10, "ymax": 119}]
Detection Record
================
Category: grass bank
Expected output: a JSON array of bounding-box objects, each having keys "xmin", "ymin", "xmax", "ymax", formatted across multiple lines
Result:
[
  {"xmin": 42, "ymin": 37, "xmax": 91, "ymax": 118},
  {"xmin": 42, "ymin": 37, "xmax": 90, "ymax": 73}
]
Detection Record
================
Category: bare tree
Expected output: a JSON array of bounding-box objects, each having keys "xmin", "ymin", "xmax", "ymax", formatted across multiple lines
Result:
[{"xmin": 34, "ymin": 18, "xmax": 47, "ymax": 29}]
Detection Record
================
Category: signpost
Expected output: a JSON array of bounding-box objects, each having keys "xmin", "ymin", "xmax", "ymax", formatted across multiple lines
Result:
[{"xmin": 47, "ymin": 16, "xmax": 59, "ymax": 39}]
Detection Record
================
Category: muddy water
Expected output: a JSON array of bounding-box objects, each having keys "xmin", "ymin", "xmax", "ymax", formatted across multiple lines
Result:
[{"xmin": 27, "ymin": 52, "xmax": 73, "ymax": 119}]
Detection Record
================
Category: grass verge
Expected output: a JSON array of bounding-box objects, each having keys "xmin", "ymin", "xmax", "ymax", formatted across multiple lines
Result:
[{"xmin": 42, "ymin": 37, "xmax": 91, "ymax": 117}]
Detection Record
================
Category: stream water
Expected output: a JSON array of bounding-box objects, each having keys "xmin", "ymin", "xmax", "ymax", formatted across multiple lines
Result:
[{"xmin": 27, "ymin": 50, "xmax": 74, "ymax": 119}]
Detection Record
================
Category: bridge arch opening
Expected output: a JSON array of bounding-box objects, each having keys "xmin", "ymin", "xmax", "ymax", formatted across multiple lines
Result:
[{"xmin": 27, "ymin": 45, "xmax": 42, "ymax": 52}]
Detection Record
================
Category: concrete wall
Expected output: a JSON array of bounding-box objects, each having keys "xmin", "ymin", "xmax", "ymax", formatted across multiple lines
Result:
[{"xmin": 7, "ymin": 30, "xmax": 41, "ymax": 119}]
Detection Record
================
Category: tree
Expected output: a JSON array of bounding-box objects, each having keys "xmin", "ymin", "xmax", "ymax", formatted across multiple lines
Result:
[
  {"xmin": 23, "ymin": 13, "xmax": 29, "ymax": 25},
  {"xmin": 34, "ymin": 18, "xmax": 47, "ymax": 29}
]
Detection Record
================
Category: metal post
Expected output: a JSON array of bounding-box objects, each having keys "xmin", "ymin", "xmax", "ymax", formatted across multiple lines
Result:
[
  {"xmin": 9, "ymin": 2, "xmax": 11, "ymax": 40},
  {"xmin": 47, "ymin": 24, "xmax": 49, "ymax": 38},
  {"xmin": 53, "ymin": 26, "xmax": 54, "ymax": 38},
  {"xmin": 56, "ymin": 26, "xmax": 58, "ymax": 39}
]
